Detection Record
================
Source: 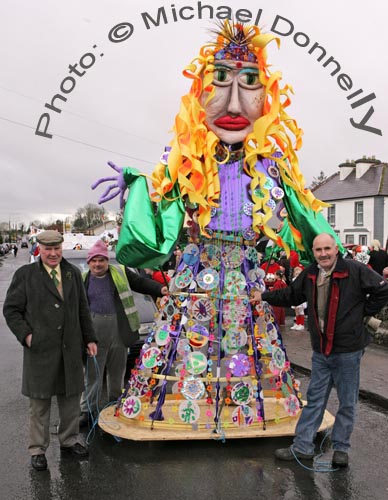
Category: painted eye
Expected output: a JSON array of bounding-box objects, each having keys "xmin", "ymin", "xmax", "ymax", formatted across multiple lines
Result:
[
  {"xmin": 240, "ymin": 71, "xmax": 259, "ymax": 86},
  {"xmin": 238, "ymin": 69, "xmax": 262, "ymax": 89},
  {"xmin": 214, "ymin": 68, "xmax": 232, "ymax": 84}
]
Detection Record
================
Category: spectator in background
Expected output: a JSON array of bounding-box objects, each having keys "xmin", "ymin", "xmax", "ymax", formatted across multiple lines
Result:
[
  {"xmin": 260, "ymin": 255, "xmax": 281, "ymax": 288},
  {"xmin": 279, "ymin": 249, "xmax": 303, "ymax": 286},
  {"xmin": 271, "ymin": 270, "xmax": 287, "ymax": 327},
  {"xmin": 368, "ymin": 240, "xmax": 388, "ymax": 275},
  {"xmin": 29, "ymin": 239, "xmax": 40, "ymax": 263},
  {"xmin": 162, "ymin": 244, "xmax": 182, "ymax": 275},
  {"xmin": 151, "ymin": 269, "xmax": 171, "ymax": 286},
  {"xmin": 290, "ymin": 266, "xmax": 307, "ymax": 330},
  {"xmin": 353, "ymin": 246, "xmax": 371, "ymax": 268},
  {"xmin": 260, "ymin": 254, "xmax": 281, "ymax": 275}
]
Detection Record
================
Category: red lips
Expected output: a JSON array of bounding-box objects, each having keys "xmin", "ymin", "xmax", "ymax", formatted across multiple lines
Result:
[{"xmin": 214, "ymin": 115, "xmax": 250, "ymax": 130}]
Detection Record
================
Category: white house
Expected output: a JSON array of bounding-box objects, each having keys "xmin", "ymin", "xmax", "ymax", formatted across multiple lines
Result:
[{"xmin": 312, "ymin": 156, "xmax": 388, "ymax": 248}]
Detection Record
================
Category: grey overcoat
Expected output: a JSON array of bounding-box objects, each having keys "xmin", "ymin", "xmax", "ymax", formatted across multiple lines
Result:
[{"xmin": 3, "ymin": 258, "xmax": 96, "ymax": 398}]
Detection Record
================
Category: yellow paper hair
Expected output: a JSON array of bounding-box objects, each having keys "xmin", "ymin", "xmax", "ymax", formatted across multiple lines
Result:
[{"xmin": 150, "ymin": 21, "xmax": 325, "ymax": 243}]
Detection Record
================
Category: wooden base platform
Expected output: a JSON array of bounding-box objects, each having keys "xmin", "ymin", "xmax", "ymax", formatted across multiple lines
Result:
[{"xmin": 98, "ymin": 398, "xmax": 334, "ymax": 441}]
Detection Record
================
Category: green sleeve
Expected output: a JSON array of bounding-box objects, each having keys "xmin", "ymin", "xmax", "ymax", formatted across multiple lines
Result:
[{"xmin": 116, "ymin": 168, "xmax": 185, "ymax": 269}]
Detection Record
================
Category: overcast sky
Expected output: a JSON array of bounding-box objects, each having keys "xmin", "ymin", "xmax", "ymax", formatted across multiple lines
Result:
[{"xmin": 1, "ymin": 0, "xmax": 387, "ymax": 226}]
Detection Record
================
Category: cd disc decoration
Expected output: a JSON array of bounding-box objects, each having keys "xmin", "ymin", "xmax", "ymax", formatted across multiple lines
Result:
[{"xmin": 112, "ymin": 232, "xmax": 302, "ymax": 438}]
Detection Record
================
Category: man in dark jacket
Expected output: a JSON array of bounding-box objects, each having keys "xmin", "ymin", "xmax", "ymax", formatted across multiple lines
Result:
[
  {"xmin": 79, "ymin": 240, "xmax": 168, "ymax": 425},
  {"xmin": 3, "ymin": 230, "xmax": 97, "ymax": 471},
  {"xmin": 251, "ymin": 233, "xmax": 388, "ymax": 468},
  {"xmin": 368, "ymin": 239, "xmax": 388, "ymax": 275}
]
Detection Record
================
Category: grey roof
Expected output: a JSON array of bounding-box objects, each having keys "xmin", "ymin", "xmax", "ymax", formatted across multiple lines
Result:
[{"xmin": 312, "ymin": 164, "xmax": 388, "ymax": 201}]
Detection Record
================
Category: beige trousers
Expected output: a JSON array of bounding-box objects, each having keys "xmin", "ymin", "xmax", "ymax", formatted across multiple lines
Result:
[{"xmin": 28, "ymin": 394, "xmax": 82, "ymax": 456}]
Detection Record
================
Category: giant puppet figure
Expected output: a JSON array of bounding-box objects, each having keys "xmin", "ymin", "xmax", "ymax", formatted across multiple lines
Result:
[{"xmin": 94, "ymin": 22, "xmax": 337, "ymax": 438}]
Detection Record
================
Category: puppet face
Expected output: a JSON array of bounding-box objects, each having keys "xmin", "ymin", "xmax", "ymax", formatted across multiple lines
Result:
[{"xmin": 201, "ymin": 60, "xmax": 264, "ymax": 145}]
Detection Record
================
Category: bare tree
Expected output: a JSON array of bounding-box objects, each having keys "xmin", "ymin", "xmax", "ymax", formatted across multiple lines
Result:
[
  {"xmin": 73, "ymin": 204, "xmax": 104, "ymax": 232},
  {"xmin": 310, "ymin": 171, "xmax": 327, "ymax": 190}
]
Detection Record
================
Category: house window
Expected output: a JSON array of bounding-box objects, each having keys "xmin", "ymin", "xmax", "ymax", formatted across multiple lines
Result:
[
  {"xmin": 345, "ymin": 234, "xmax": 354, "ymax": 244},
  {"xmin": 327, "ymin": 205, "xmax": 336, "ymax": 226},
  {"xmin": 359, "ymin": 235, "xmax": 367, "ymax": 246},
  {"xmin": 354, "ymin": 201, "xmax": 363, "ymax": 226}
]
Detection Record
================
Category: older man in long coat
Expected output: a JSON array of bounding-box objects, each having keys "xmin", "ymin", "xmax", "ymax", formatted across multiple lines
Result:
[{"xmin": 3, "ymin": 230, "xmax": 97, "ymax": 471}]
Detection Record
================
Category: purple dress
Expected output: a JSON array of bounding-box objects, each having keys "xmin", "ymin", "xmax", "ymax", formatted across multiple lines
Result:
[{"xmin": 116, "ymin": 152, "xmax": 302, "ymax": 433}]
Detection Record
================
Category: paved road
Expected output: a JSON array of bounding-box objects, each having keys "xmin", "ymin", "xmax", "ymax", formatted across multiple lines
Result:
[
  {"xmin": 282, "ymin": 318, "xmax": 388, "ymax": 410},
  {"xmin": 1, "ymin": 250, "xmax": 388, "ymax": 500}
]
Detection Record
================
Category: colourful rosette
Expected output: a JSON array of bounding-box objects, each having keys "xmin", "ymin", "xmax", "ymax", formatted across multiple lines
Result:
[
  {"xmin": 200, "ymin": 243, "xmax": 221, "ymax": 268},
  {"xmin": 271, "ymin": 186, "xmax": 284, "ymax": 200},
  {"xmin": 226, "ymin": 353, "xmax": 250, "ymax": 377},
  {"xmin": 245, "ymin": 246, "xmax": 260, "ymax": 263},
  {"xmin": 222, "ymin": 245, "xmax": 244, "ymax": 269},
  {"xmin": 266, "ymin": 322, "xmax": 278, "ymax": 342},
  {"xmin": 142, "ymin": 346, "xmax": 162, "ymax": 369},
  {"xmin": 224, "ymin": 270, "xmax": 246, "ymax": 295},
  {"xmin": 174, "ymin": 267, "xmax": 194, "ymax": 289},
  {"xmin": 181, "ymin": 376, "xmax": 205, "ymax": 400},
  {"xmin": 231, "ymin": 404, "xmax": 254, "ymax": 426},
  {"xmin": 189, "ymin": 297, "xmax": 215, "ymax": 321},
  {"xmin": 247, "ymin": 268, "xmax": 264, "ymax": 283},
  {"xmin": 182, "ymin": 243, "xmax": 200, "ymax": 266},
  {"xmin": 269, "ymin": 346, "xmax": 286, "ymax": 374},
  {"xmin": 162, "ymin": 297, "xmax": 179, "ymax": 320},
  {"xmin": 267, "ymin": 165, "xmax": 280, "ymax": 179},
  {"xmin": 186, "ymin": 351, "xmax": 208, "ymax": 375},
  {"xmin": 263, "ymin": 176, "xmax": 274, "ymax": 190},
  {"xmin": 221, "ymin": 328, "xmax": 248, "ymax": 354},
  {"xmin": 197, "ymin": 268, "xmax": 219, "ymax": 291},
  {"xmin": 154, "ymin": 324, "xmax": 171, "ymax": 346},
  {"xmin": 122, "ymin": 395, "xmax": 142, "ymax": 419},
  {"xmin": 283, "ymin": 394, "xmax": 300, "ymax": 417},
  {"xmin": 127, "ymin": 375, "xmax": 149, "ymax": 398},
  {"xmin": 187, "ymin": 323, "xmax": 209, "ymax": 349},
  {"xmin": 178, "ymin": 400, "xmax": 201, "ymax": 423},
  {"xmin": 231, "ymin": 381, "xmax": 253, "ymax": 405},
  {"xmin": 177, "ymin": 338, "xmax": 191, "ymax": 357},
  {"xmin": 243, "ymin": 201, "xmax": 254, "ymax": 216},
  {"xmin": 222, "ymin": 299, "xmax": 248, "ymax": 327}
]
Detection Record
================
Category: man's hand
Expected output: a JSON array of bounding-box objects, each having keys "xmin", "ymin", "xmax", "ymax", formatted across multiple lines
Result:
[
  {"xmin": 249, "ymin": 289, "xmax": 262, "ymax": 303},
  {"xmin": 25, "ymin": 333, "xmax": 32, "ymax": 347},
  {"xmin": 86, "ymin": 342, "xmax": 98, "ymax": 357}
]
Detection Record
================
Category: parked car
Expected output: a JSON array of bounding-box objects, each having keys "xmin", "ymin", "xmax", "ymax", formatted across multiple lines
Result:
[
  {"xmin": 0, "ymin": 244, "xmax": 5, "ymax": 256},
  {"xmin": 21, "ymin": 240, "xmax": 28, "ymax": 248},
  {"xmin": 62, "ymin": 249, "xmax": 158, "ymax": 376}
]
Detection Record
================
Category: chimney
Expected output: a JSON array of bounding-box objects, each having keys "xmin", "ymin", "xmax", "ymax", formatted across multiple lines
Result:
[
  {"xmin": 338, "ymin": 160, "xmax": 355, "ymax": 181},
  {"xmin": 355, "ymin": 156, "xmax": 380, "ymax": 178}
]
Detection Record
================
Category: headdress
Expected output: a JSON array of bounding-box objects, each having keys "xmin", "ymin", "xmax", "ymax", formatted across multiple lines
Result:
[{"xmin": 212, "ymin": 22, "xmax": 258, "ymax": 62}]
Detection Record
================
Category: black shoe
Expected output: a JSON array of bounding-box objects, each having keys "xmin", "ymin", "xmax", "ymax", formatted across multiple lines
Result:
[
  {"xmin": 79, "ymin": 412, "xmax": 89, "ymax": 428},
  {"xmin": 60, "ymin": 443, "xmax": 89, "ymax": 457},
  {"xmin": 332, "ymin": 450, "xmax": 348, "ymax": 468},
  {"xmin": 31, "ymin": 454, "xmax": 47, "ymax": 471},
  {"xmin": 274, "ymin": 447, "xmax": 314, "ymax": 461}
]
